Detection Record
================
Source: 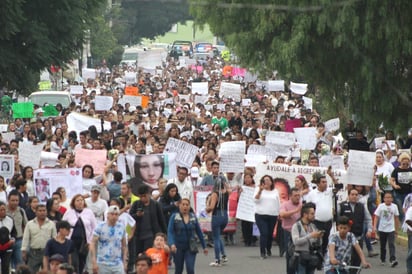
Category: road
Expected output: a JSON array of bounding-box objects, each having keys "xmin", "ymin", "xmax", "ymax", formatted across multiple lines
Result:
[{"xmin": 185, "ymin": 236, "xmax": 409, "ymax": 274}]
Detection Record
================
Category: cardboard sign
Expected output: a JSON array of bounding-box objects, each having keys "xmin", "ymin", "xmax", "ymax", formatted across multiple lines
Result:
[
  {"xmin": 347, "ymin": 150, "xmax": 376, "ymax": 186},
  {"xmin": 290, "ymin": 81, "xmax": 308, "ymax": 95},
  {"xmin": 324, "ymin": 118, "xmax": 340, "ymax": 132},
  {"xmin": 191, "ymin": 82, "xmax": 209, "ymax": 95},
  {"xmin": 95, "ymin": 96, "xmax": 114, "ymax": 111},
  {"xmin": 164, "ymin": 138, "xmax": 199, "ymax": 169},
  {"xmin": 219, "ymin": 141, "xmax": 246, "ymax": 173},
  {"xmin": 124, "ymin": 86, "xmax": 139, "ymax": 96},
  {"xmin": 267, "ymin": 80, "xmax": 285, "ymax": 92},
  {"xmin": 219, "ymin": 82, "xmax": 241, "ymax": 102}
]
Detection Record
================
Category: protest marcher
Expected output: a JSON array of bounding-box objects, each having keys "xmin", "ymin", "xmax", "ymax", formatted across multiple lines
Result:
[
  {"xmin": 145, "ymin": 233, "xmax": 170, "ymax": 274},
  {"xmin": 391, "ymin": 152, "xmax": 412, "ymax": 221},
  {"xmin": 206, "ymin": 177, "xmax": 231, "ymax": 266},
  {"xmin": 291, "ymin": 202, "xmax": 323, "ymax": 274},
  {"xmin": 43, "ymin": 221, "xmax": 73, "ymax": 270},
  {"xmin": 339, "ymin": 188, "xmax": 373, "ymax": 273},
  {"xmin": 254, "ymin": 175, "xmax": 280, "ymax": 259},
  {"xmin": 373, "ymin": 191, "xmax": 400, "ymax": 267},
  {"xmin": 130, "ymin": 184, "xmax": 167, "ymax": 255},
  {"xmin": 167, "ymin": 166, "xmax": 194, "ymax": 206},
  {"xmin": 85, "ymin": 185, "xmax": 108, "ymax": 221},
  {"xmin": 0, "ymin": 201, "xmax": 16, "ymax": 274},
  {"xmin": 46, "ymin": 198, "xmax": 63, "ymax": 223},
  {"xmin": 279, "ymin": 187, "xmax": 301, "ymax": 274},
  {"xmin": 200, "ymin": 161, "xmax": 226, "ymax": 186},
  {"xmin": 22, "ymin": 204, "xmax": 57, "ymax": 272},
  {"xmin": 239, "ymin": 173, "xmax": 257, "ymax": 247},
  {"xmin": 159, "ymin": 183, "xmax": 181, "ymax": 226},
  {"xmin": 168, "ymin": 198, "xmax": 208, "ymax": 274},
  {"xmin": 323, "ymin": 216, "xmax": 371, "ymax": 273},
  {"xmin": 90, "ymin": 205, "xmax": 128, "ymax": 274},
  {"xmin": 305, "ymin": 173, "xmax": 334, "ymax": 256},
  {"xmin": 135, "ymin": 254, "xmax": 153, "ymax": 274},
  {"xmin": 62, "ymin": 194, "xmax": 97, "ymax": 274}
]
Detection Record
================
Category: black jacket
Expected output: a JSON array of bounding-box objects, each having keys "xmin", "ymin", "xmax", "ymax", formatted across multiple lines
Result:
[{"xmin": 130, "ymin": 199, "xmax": 167, "ymax": 237}]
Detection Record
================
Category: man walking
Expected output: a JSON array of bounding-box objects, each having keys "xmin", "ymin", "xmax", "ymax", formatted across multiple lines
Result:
[
  {"xmin": 22, "ymin": 204, "xmax": 57, "ymax": 272},
  {"xmin": 90, "ymin": 205, "xmax": 128, "ymax": 274}
]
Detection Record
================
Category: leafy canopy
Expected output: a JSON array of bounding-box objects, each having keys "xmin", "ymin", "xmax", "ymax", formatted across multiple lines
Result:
[
  {"xmin": 0, "ymin": 0, "xmax": 105, "ymax": 94},
  {"xmin": 190, "ymin": 0, "xmax": 412, "ymax": 132}
]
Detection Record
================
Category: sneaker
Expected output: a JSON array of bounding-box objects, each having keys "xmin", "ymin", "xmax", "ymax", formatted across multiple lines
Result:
[
  {"xmin": 391, "ymin": 260, "xmax": 398, "ymax": 267},
  {"xmin": 381, "ymin": 260, "xmax": 386, "ymax": 266},
  {"xmin": 368, "ymin": 251, "xmax": 379, "ymax": 257},
  {"xmin": 371, "ymin": 239, "xmax": 378, "ymax": 245},
  {"xmin": 267, "ymin": 250, "xmax": 272, "ymax": 257},
  {"xmin": 260, "ymin": 254, "xmax": 267, "ymax": 259},
  {"xmin": 207, "ymin": 242, "xmax": 214, "ymax": 248},
  {"xmin": 222, "ymin": 256, "xmax": 228, "ymax": 263},
  {"xmin": 210, "ymin": 261, "xmax": 221, "ymax": 267}
]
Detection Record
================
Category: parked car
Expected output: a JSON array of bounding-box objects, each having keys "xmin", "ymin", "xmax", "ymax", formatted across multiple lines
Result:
[{"xmin": 168, "ymin": 40, "xmax": 193, "ymax": 59}]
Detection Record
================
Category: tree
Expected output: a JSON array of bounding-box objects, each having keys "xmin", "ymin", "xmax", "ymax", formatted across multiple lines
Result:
[
  {"xmin": 113, "ymin": 0, "xmax": 192, "ymax": 45},
  {"xmin": 0, "ymin": 0, "xmax": 105, "ymax": 94},
  {"xmin": 190, "ymin": 0, "xmax": 412, "ymax": 133}
]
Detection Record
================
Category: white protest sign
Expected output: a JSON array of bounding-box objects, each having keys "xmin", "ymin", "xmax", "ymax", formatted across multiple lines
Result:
[
  {"xmin": 94, "ymin": 96, "xmax": 114, "ymax": 111},
  {"xmin": 347, "ymin": 150, "xmax": 376, "ymax": 186},
  {"xmin": 374, "ymin": 137, "xmax": 385, "ymax": 150},
  {"xmin": 255, "ymin": 163, "xmax": 348, "ymax": 186},
  {"xmin": 324, "ymin": 118, "xmax": 340, "ymax": 132},
  {"xmin": 119, "ymin": 95, "xmax": 142, "ymax": 107},
  {"xmin": 242, "ymin": 99, "xmax": 251, "ymax": 106},
  {"xmin": 164, "ymin": 138, "xmax": 199, "ymax": 169},
  {"xmin": 248, "ymin": 144, "xmax": 277, "ymax": 161},
  {"xmin": 245, "ymin": 154, "xmax": 267, "ymax": 167},
  {"xmin": 124, "ymin": 72, "xmax": 136, "ymax": 85},
  {"xmin": 294, "ymin": 127, "xmax": 317, "ymax": 150},
  {"xmin": 0, "ymin": 124, "xmax": 8, "ymax": 132},
  {"xmin": 40, "ymin": 151, "xmax": 58, "ymax": 168},
  {"xmin": 216, "ymin": 104, "xmax": 226, "ymax": 111},
  {"xmin": 82, "ymin": 68, "xmax": 96, "ymax": 80},
  {"xmin": 179, "ymin": 131, "xmax": 192, "ymax": 139},
  {"xmin": 67, "ymin": 112, "xmax": 111, "ymax": 134},
  {"xmin": 19, "ymin": 142, "xmax": 44, "ymax": 168},
  {"xmin": 70, "ymin": 85, "xmax": 83, "ymax": 95},
  {"xmin": 116, "ymin": 153, "xmax": 127, "ymax": 182},
  {"xmin": 192, "ymin": 82, "xmax": 209, "ymax": 95},
  {"xmin": 265, "ymin": 131, "xmax": 295, "ymax": 146},
  {"xmin": 220, "ymin": 82, "xmax": 241, "ymax": 102},
  {"xmin": 265, "ymin": 143, "xmax": 292, "ymax": 157},
  {"xmin": 179, "ymin": 94, "xmax": 191, "ymax": 102},
  {"xmin": 243, "ymin": 71, "xmax": 258, "ymax": 83},
  {"xmin": 34, "ymin": 168, "xmax": 82, "ymax": 203},
  {"xmin": 236, "ymin": 186, "xmax": 256, "ymax": 222},
  {"xmin": 267, "ymin": 80, "xmax": 285, "ymax": 92},
  {"xmin": 1, "ymin": 132, "xmax": 15, "ymax": 144},
  {"xmin": 290, "ymin": 81, "xmax": 308, "ymax": 95},
  {"xmin": 383, "ymin": 140, "xmax": 396, "ymax": 151},
  {"xmin": 302, "ymin": 96, "xmax": 313, "ymax": 110},
  {"xmin": 194, "ymin": 95, "xmax": 208, "ymax": 105},
  {"xmin": 0, "ymin": 154, "xmax": 14, "ymax": 180},
  {"xmin": 319, "ymin": 155, "xmax": 345, "ymax": 170},
  {"xmin": 219, "ymin": 141, "xmax": 246, "ymax": 173}
]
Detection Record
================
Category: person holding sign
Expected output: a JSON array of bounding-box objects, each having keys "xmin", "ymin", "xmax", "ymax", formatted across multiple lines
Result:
[{"xmin": 254, "ymin": 175, "xmax": 280, "ymax": 259}]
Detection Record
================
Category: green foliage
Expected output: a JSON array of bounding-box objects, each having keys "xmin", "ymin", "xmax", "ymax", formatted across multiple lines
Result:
[
  {"xmin": 0, "ymin": 0, "xmax": 105, "ymax": 95},
  {"xmin": 114, "ymin": 0, "xmax": 192, "ymax": 45},
  {"xmin": 190, "ymin": 0, "xmax": 412, "ymax": 133}
]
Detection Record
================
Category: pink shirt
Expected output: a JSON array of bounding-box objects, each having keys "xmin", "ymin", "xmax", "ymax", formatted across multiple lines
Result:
[{"xmin": 279, "ymin": 200, "xmax": 301, "ymax": 232}]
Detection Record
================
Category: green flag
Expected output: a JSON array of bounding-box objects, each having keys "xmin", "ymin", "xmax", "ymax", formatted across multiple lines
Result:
[{"xmin": 43, "ymin": 105, "xmax": 59, "ymax": 117}]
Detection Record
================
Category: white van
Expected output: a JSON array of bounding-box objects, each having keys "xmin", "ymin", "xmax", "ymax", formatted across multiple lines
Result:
[{"xmin": 28, "ymin": 91, "xmax": 73, "ymax": 108}]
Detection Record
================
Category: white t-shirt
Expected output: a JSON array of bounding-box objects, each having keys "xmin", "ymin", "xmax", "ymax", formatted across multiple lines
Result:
[
  {"xmin": 376, "ymin": 162, "xmax": 395, "ymax": 191},
  {"xmin": 404, "ymin": 206, "xmax": 412, "ymax": 232},
  {"xmin": 254, "ymin": 188, "xmax": 280, "ymax": 216},
  {"xmin": 85, "ymin": 198, "xmax": 108, "ymax": 221},
  {"xmin": 306, "ymin": 188, "xmax": 334, "ymax": 222},
  {"xmin": 375, "ymin": 203, "xmax": 399, "ymax": 232}
]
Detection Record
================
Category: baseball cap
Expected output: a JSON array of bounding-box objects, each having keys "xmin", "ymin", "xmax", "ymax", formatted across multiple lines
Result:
[
  {"xmin": 91, "ymin": 185, "xmax": 101, "ymax": 193},
  {"xmin": 107, "ymin": 205, "xmax": 120, "ymax": 214},
  {"xmin": 49, "ymin": 254, "xmax": 65, "ymax": 263}
]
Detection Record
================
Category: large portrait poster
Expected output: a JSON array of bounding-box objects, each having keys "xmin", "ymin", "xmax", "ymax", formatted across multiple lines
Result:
[
  {"xmin": 126, "ymin": 153, "xmax": 177, "ymax": 195},
  {"xmin": 33, "ymin": 168, "xmax": 82, "ymax": 203}
]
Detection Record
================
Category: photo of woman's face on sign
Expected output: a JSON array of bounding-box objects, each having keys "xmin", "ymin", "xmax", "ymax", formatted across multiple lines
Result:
[{"xmin": 135, "ymin": 154, "xmax": 165, "ymax": 187}]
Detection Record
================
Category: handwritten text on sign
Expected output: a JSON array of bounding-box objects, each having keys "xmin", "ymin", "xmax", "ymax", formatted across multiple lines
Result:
[
  {"xmin": 347, "ymin": 150, "xmax": 375, "ymax": 186},
  {"xmin": 164, "ymin": 138, "xmax": 199, "ymax": 169},
  {"xmin": 219, "ymin": 141, "xmax": 246, "ymax": 173},
  {"xmin": 236, "ymin": 186, "xmax": 256, "ymax": 222}
]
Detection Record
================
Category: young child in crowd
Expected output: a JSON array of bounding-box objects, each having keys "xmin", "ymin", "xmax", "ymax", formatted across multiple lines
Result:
[
  {"xmin": 373, "ymin": 191, "xmax": 400, "ymax": 267},
  {"xmin": 324, "ymin": 216, "xmax": 371, "ymax": 273},
  {"xmin": 145, "ymin": 233, "xmax": 170, "ymax": 274}
]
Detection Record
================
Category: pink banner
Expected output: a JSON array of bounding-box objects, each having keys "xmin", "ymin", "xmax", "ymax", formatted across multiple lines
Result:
[
  {"xmin": 231, "ymin": 67, "xmax": 246, "ymax": 77},
  {"xmin": 74, "ymin": 148, "xmax": 107, "ymax": 175},
  {"xmin": 285, "ymin": 119, "xmax": 302, "ymax": 132}
]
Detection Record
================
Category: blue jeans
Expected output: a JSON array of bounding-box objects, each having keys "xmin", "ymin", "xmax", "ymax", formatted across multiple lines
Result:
[
  {"xmin": 394, "ymin": 192, "xmax": 406, "ymax": 222},
  {"xmin": 407, "ymin": 233, "xmax": 412, "ymax": 273},
  {"xmin": 11, "ymin": 238, "xmax": 23, "ymax": 268},
  {"xmin": 255, "ymin": 214, "xmax": 277, "ymax": 256},
  {"xmin": 325, "ymin": 269, "xmax": 347, "ymax": 274},
  {"xmin": 174, "ymin": 247, "xmax": 196, "ymax": 274},
  {"xmin": 297, "ymin": 261, "xmax": 315, "ymax": 274},
  {"xmin": 211, "ymin": 211, "xmax": 228, "ymax": 262}
]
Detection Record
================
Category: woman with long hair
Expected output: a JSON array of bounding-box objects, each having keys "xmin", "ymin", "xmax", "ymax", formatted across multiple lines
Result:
[
  {"xmin": 168, "ymin": 198, "xmax": 208, "ymax": 274},
  {"xmin": 22, "ymin": 166, "xmax": 34, "ymax": 197},
  {"xmin": 46, "ymin": 198, "xmax": 62, "ymax": 223},
  {"xmin": 254, "ymin": 175, "xmax": 280, "ymax": 259},
  {"xmin": 206, "ymin": 179, "xmax": 231, "ymax": 266},
  {"xmin": 62, "ymin": 194, "xmax": 96, "ymax": 274},
  {"xmin": 159, "ymin": 183, "xmax": 181, "ymax": 225},
  {"xmin": 0, "ymin": 176, "xmax": 7, "ymax": 204},
  {"xmin": 294, "ymin": 175, "xmax": 311, "ymax": 202}
]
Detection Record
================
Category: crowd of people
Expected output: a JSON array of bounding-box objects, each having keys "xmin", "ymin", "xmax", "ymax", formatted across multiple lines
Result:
[{"xmin": 0, "ymin": 52, "xmax": 411, "ymax": 274}]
